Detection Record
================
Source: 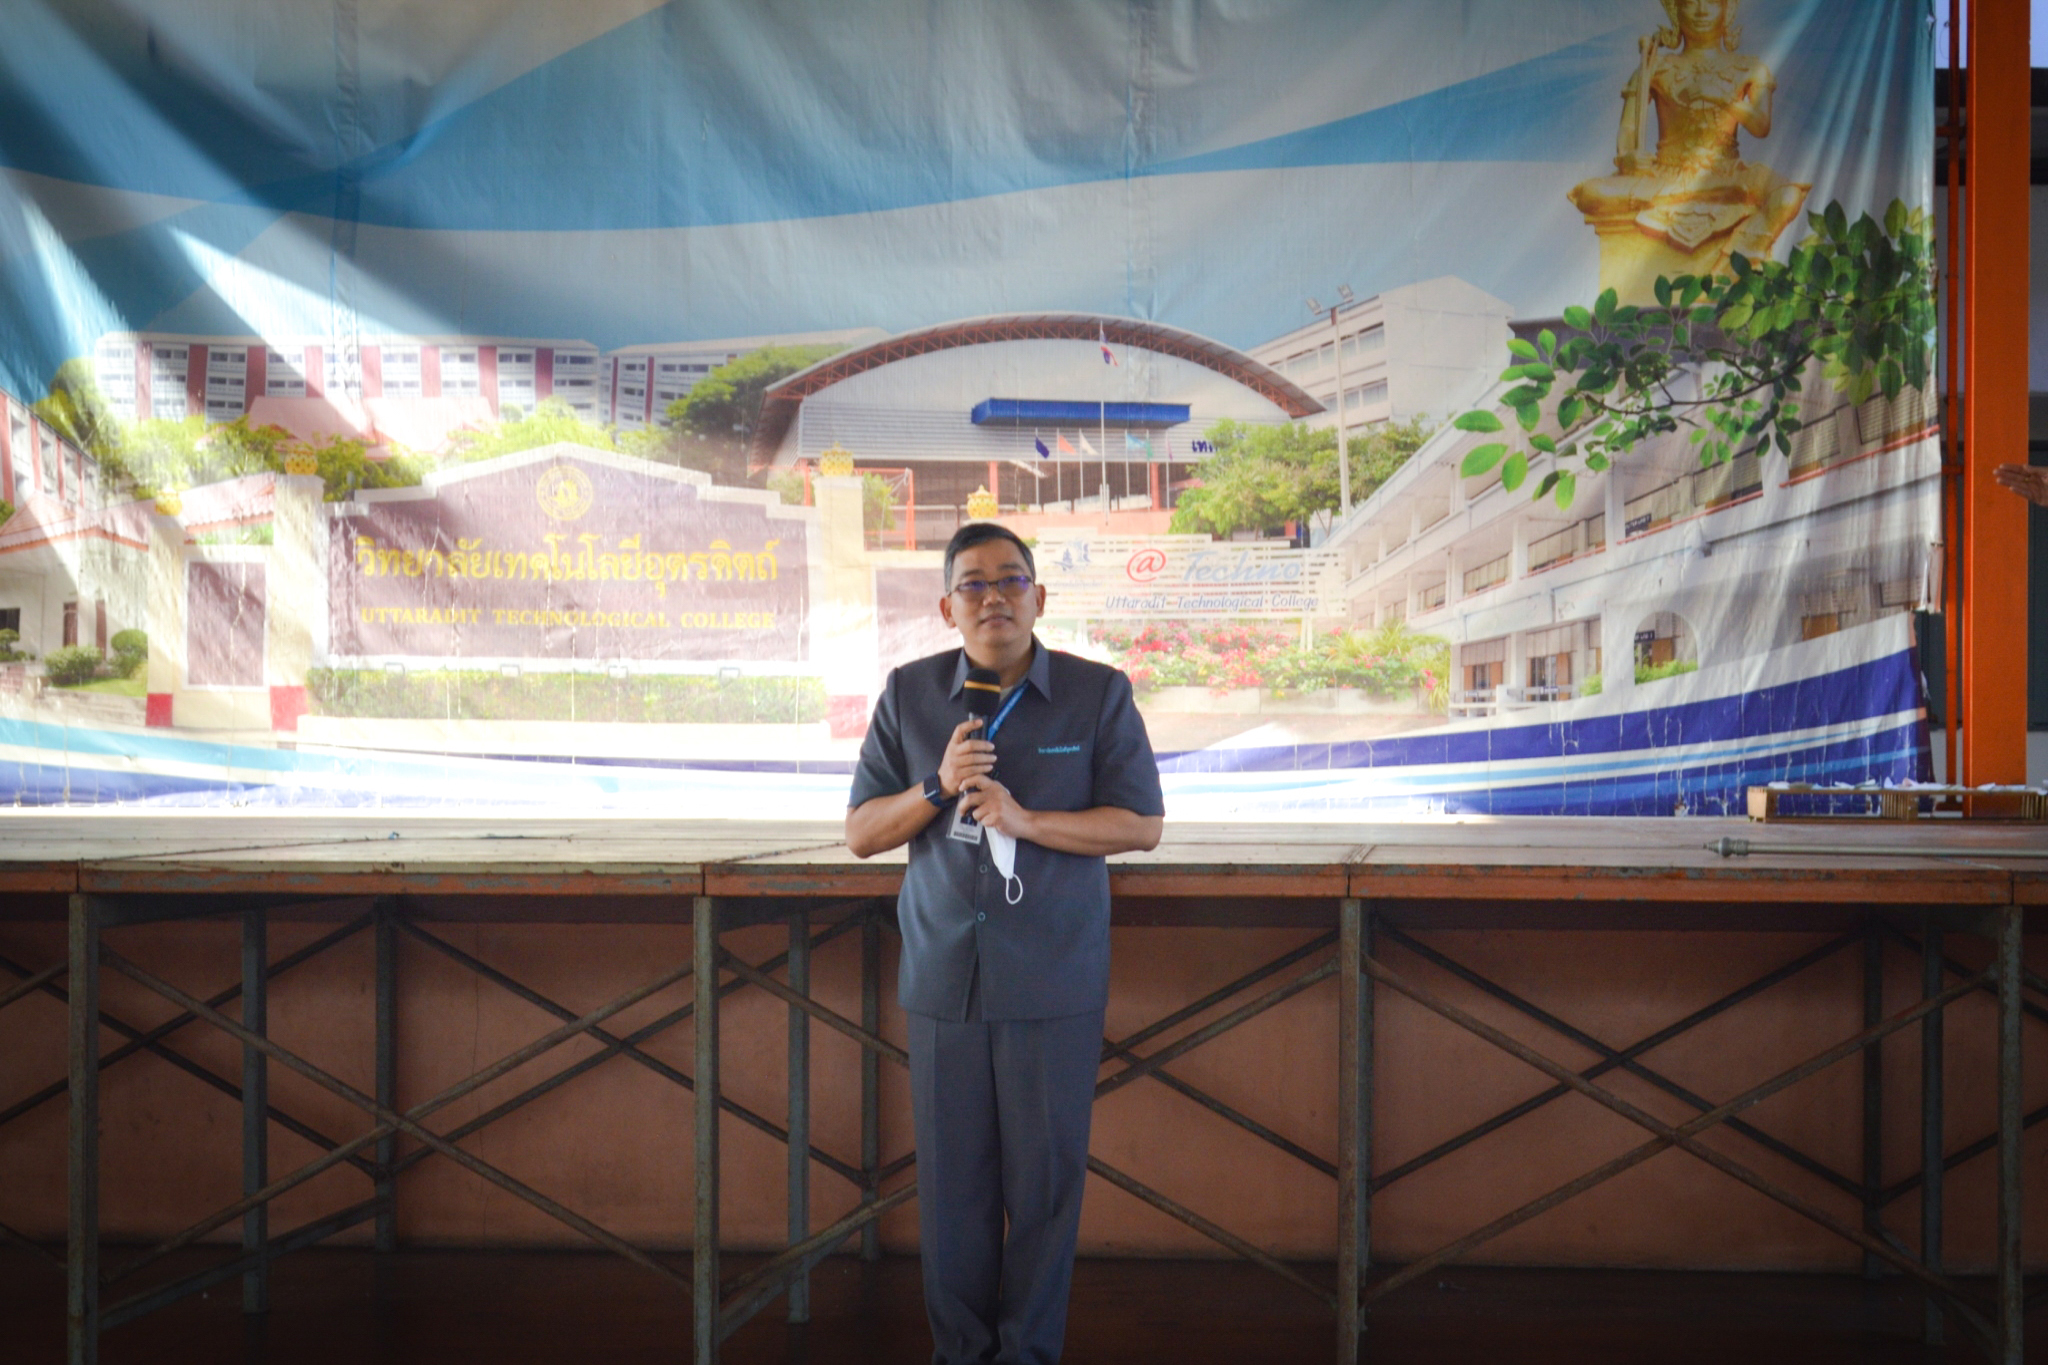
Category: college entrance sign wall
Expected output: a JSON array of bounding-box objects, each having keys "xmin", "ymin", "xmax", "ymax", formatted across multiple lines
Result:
[
  {"xmin": 327, "ymin": 448, "xmax": 812, "ymax": 665},
  {"xmin": 1036, "ymin": 534, "xmax": 1345, "ymax": 619}
]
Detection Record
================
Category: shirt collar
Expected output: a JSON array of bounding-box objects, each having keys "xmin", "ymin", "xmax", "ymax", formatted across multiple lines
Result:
[{"xmin": 948, "ymin": 638, "xmax": 1053, "ymax": 702}]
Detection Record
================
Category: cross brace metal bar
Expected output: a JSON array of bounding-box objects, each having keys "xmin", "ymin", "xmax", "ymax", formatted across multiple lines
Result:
[
  {"xmin": 1884, "ymin": 1102, "xmax": 2048, "ymax": 1207},
  {"xmin": 1084, "ymin": 932, "xmax": 1349, "ymax": 1179},
  {"xmin": 716, "ymin": 1181, "xmax": 920, "ymax": 1340},
  {"xmin": 100, "ymin": 1196, "xmax": 385, "ymax": 1332},
  {"xmin": 397, "ymin": 919, "xmax": 866, "ymax": 1187},
  {"xmin": 1360, "ymin": 950, "xmax": 1999, "ymax": 1348},
  {"xmin": 0, "ymin": 1216, "xmax": 62, "ymax": 1270},
  {"xmin": 100, "ymin": 944, "xmax": 697, "ymax": 1288},
  {"xmin": 871, "ymin": 1150, "xmax": 918, "ymax": 1187},
  {"xmin": 1096, "ymin": 954, "xmax": 1338, "ymax": 1101},
  {"xmin": 717, "ymin": 947, "xmax": 908, "ymax": 1067},
  {"xmin": 1120, "ymin": 1039, "xmax": 1337, "ymax": 1178},
  {"xmin": 0, "ymin": 960, "xmax": 65, "ymax": 1014},
  {"xmin": 1086, "ymin": 1155, "xmax": 1335, "ymax": 1309},
  {"xmin": 1882, "ymin": 925, "xmax": 2048, "ymax": 1028},
  {"xmin": 1372, "ymin": 930, "xmax": 1858, "ymax": 1192},
  {"xmin": 1100, "ymin": 931, "xmax": 1339, "ymax": 1064},
  {"xmin": 383, "ymin": 910, "xmax": 875, "ymax": 1189},
  {"xmin": 1381, "ymin": 925, "xmax": 1863, "ymax": 1200},
  {"xmin": 0, "ymin": 928, "xmax": 380, "ymax": 1179},
  {"xmin": 102, "ymin": 949, "xmax": 693, "ymax": 1292}
]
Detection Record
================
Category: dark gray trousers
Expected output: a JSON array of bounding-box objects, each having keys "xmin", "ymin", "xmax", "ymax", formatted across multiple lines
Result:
[{"xmin": 907, "ymin": 1004, "xmax": 1103, "ymax": 1365}]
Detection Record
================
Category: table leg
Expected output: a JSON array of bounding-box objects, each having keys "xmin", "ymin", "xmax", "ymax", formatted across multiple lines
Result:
[
  {"xmin": 860, "ymin": 911, "xmax": 881, "ymax": 1262},
  {"xmin": 694, "ymin": 895, "xmax": 721, "ymax": 1365},
  {"xmin": 375, "ymin": 898, "xmax": 397, "ymax": 1254},
  {"xmin": 1995, "ymin": 902, "xmax": 2023, "ymax": 1365},
  {"xmin": 242, "ymin": 907, "xmax": 269, "ymax": 1314},
  {"xmin": 68, "ymin": 892, "xmax": 100, "ymax": 1365},
  {"xmin": 1337, "ymin": 898, "xmax": 1365, "ymax": 1363},
  {"xmin": 787, "ymin": 909, "xmax": 811, "ymax": 1324},
  {"xmin": 1920, "ymin": 916, "xmax": 1944, "ymax": 1346}
]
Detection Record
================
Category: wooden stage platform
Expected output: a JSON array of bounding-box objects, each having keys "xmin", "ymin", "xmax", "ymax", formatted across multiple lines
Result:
[{"xmin": 0, "ymin": 812, "xmax": 2042, "ymax": 1364}]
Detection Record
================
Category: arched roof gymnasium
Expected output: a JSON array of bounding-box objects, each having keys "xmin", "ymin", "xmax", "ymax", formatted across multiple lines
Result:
[{"xmin": 750, "ymin": 313, "xmax": 1324, "ymax": 461}]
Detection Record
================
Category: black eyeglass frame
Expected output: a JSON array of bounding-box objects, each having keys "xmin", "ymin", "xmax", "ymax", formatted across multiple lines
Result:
[{"xmin": 947, "ymin": 574, "xmax": 1037, "ymax": 600}]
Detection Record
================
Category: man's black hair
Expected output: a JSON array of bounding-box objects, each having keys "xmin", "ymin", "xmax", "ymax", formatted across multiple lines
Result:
[{"xmin": 944, "ymin": 522, "xmax": 1036, "ymax": 588}]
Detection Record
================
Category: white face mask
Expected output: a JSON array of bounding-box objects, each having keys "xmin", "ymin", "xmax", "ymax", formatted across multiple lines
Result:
[{"xmin": 986, "ymin": 827, "xmax": 1022, "ymax": 904}]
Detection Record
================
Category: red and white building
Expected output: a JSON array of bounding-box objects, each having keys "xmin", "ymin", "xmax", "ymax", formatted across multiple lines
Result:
[{"xmin": 94, "ymin": 333, "xmax": 605, "ymax": 453}]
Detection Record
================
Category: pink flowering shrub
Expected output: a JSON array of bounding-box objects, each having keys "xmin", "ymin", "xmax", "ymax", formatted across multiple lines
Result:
[{"xmin": 1092, "ymin": 619, "xmax": 1450, "ymax": 709}]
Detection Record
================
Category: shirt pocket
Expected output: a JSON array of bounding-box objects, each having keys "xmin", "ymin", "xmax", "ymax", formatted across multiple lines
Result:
[{"xmin": 1015, "ymin": 727, "xmax": 1096, "ymax": 811}]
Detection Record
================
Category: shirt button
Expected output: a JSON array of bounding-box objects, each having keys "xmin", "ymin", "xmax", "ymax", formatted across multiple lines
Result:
[{"xmin": 976, "ymin": 912, "xmax": 987, "ymax": 922}]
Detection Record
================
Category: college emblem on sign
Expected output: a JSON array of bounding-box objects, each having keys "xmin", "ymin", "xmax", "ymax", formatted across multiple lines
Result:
[{"xmin": 535, "ymin": 464, "xmax": 595, "ymax": 522}]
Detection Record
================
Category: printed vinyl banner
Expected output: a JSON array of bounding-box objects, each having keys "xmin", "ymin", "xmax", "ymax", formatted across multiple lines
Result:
[{"xmin": 0, "ymin": 0, "xmax": 1937, "ymax": 816}]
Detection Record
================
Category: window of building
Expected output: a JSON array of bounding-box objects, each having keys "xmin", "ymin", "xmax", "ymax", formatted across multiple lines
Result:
[
  {"xmin": 10, "ymin": 412, "xmax": 29, "ymax": 506},
  {"xmin": 1341, "ymin": 325, "xmax": 1385, "ymax": 363},
  {"xmin": 39, "ymin": 430, "xmax": 58, "ymax": 498},
  {"xmin": 1344, "ymin": 379, "xmax": 1389, "ymax": 414},
  {"xmin": 266, "ymin": 348, "xmax": 307, "ymax": 397},
  {"xmin": 61, "ymin": 600, "xmax": 77, "ymax": 648},
  {"xmin": 1462, "ymin": 552, "xmax": 1509, "ymax": 595},
  {"xmin": 323, "ymin": 346, "xmax": 363, "ymax": 399},
  {"xmin": 380, "ymin": 347, "xmax": 422, "ymax": 397}
]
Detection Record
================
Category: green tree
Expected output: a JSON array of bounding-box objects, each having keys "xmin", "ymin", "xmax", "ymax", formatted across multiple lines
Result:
[
  {"xmin": 100, "ymin": 414, "xmax": 416, "ymax": 504},
  {"xmin": 1169, "ymin": 416, "xmax": 1430, "ymax": 537},
  {"xmin": 441, "ymin": 398, "xmax": 618, "ymax": 463},
  {"xmin": 33, "ymin": 359, "xmax": 119, "ymax": 459},
  {"xmin": 1453, "ymin": 198, "xmax": 1935, "ymax": 511},
  {"xmin": 668, "ymin": 344, "xmax": 847, "ymax": 481}
]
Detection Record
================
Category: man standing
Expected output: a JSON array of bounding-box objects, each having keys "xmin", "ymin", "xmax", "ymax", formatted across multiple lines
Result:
[{"xmin": 845, "ymin": 523, "xmax": 1164, "ymax": 1365}]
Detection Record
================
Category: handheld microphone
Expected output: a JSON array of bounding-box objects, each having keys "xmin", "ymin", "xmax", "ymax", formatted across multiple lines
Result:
[
  {"xmin": 962, "ymin": 667, "xmax": 1002, "ymax": 726},
  {"xmin": 950, "ymin": 667, "xmax": 1022, "ymax": 901},
  {"xmin": 949, "ymin": 668, "xmax": 1003, "ymax": 842}
]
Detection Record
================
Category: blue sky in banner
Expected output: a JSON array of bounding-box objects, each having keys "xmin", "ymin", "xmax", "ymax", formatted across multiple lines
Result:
[{"xmin": 0, "ymin": 0, "xmax": 1929, "ymax": 396}]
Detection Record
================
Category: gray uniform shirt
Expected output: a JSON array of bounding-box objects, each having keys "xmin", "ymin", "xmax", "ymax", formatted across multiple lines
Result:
[{"xmin": 848, "ymin": 641, "xmax": 1164, "ymax": 1021}]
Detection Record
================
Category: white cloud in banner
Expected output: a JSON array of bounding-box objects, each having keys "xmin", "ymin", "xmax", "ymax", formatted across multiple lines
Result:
[
  {"xmin": 1148, "ymin": 0, "xmax": 1626, "ymax": 157},
  {"xmin": 0, "ymin": 169, "xmax": 205, "ymax": 246},
  {"xmin": 165, "ymin": 218, "xmax": 359, "ymax": 345}
]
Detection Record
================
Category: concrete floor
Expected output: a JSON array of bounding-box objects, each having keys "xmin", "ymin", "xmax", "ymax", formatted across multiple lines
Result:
[{"xmin": 6, "ymin": 1247, "xmax": 2040, "ymax": 1364}]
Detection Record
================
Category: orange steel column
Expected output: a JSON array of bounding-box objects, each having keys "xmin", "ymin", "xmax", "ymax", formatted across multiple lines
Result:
[{"xmin": 1963, "ymin": 0, "xmax": 2031, "ymax": 783}]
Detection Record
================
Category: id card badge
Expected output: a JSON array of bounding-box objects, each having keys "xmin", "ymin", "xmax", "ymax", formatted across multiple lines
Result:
[{"xmin": 946, "ymin": 801, "xmax": 984, "ymax": 844}]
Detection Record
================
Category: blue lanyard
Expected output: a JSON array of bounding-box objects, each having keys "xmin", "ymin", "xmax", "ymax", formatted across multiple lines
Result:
[{"xmin": 983, "ymin": 684, "xmax": 1027, "ymax": 740}]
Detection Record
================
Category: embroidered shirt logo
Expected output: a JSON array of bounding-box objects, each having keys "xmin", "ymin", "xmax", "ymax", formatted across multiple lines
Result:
[{"xmin": 1037, "ymin": 744, "xmax": 1082, "ymax": 755}]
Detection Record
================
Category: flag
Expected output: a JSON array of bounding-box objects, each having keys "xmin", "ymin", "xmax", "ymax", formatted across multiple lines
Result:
[
  {"xmin": 1078, "ymin": 432, "xmax": 1098, "ymax": 458},
  {"xmin": 1056, "ymin": 433, "xmax": 1077, "ymax": 456},
  {"xmin": 1098, "ymin": 323, "xmax": 1118, "ymax": 366},
  {"xmin": 1034, "ymin": 436, "xmax": 1051, "ymax": 459},
  {"xmin": 1124, "ymin": 431, "xmax": 1154, "ymax": 458}
]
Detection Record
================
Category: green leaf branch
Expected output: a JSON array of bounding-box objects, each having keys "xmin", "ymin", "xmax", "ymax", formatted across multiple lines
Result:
[{"xmin": 1454, "ymin": 198, "xmax": 1936, "ymax": 510}]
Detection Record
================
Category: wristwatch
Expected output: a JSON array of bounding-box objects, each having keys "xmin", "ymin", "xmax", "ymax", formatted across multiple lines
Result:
[{"xmin": 922, "ymin": 772, "xmax": 948, "ymax": 807}]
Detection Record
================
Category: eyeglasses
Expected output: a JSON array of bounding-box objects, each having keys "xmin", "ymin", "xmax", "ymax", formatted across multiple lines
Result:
[{"xmin": 949, "ymin": 574, "xmax": 1035, "ymax": 601}]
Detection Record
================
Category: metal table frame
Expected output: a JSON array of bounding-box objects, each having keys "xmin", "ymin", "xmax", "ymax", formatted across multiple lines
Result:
[{"xmin": 0, "ymin": 827, "xmax": 2035, "ymax": 1365}]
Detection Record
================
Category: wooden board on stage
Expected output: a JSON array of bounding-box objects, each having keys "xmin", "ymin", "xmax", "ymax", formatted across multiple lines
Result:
[{"xmin": 0, "ymin": 812, "xmax": 2037, "ymax": 925}]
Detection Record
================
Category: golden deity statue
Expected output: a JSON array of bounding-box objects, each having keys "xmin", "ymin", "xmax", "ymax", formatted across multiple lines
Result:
[{"xmin": 1568, "ymin": 0, "xmax": 1809, "ymax": 305}]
